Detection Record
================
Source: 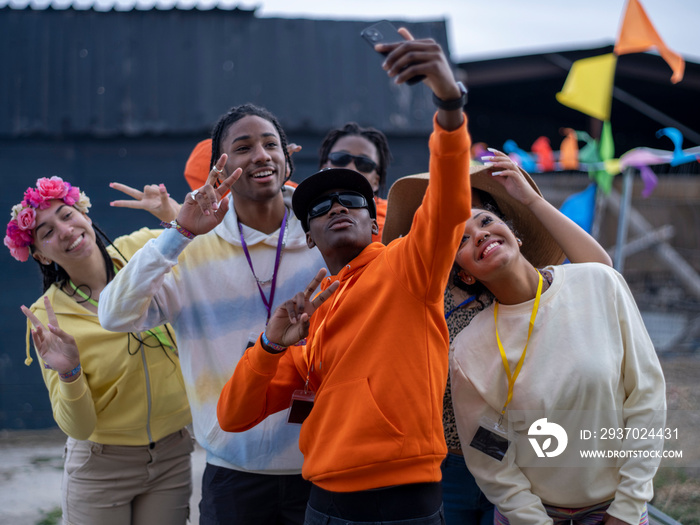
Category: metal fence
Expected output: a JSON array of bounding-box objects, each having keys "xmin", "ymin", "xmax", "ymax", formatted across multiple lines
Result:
[{"xmin": 534, "ymin": 164, "xmax": 700, "ymax": 356}]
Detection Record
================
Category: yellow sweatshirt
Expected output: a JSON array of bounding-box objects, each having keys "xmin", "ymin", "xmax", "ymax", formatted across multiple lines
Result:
[{"xmin": 26, "ymin": 228, "xmax": 191, "ymax": 445}]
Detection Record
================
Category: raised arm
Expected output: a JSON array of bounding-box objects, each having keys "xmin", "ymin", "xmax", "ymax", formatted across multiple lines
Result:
[
  {"xmin": 99, "ymin": 155, "xmax": 242, "ymax": 333},
  {"xmin": 483, "ymin": 149, "xmax": 612, "ymax": 265},
  {"xmin": 375, "ymin": 27, "xmax": 472, "ymax": 302},
  {"xmin": 378, "ymin": 27, "xmax": 464, "ymax": 132}
]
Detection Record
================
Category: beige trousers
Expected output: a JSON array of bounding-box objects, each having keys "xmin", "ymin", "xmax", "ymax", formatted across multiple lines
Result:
[{"xmin": 62, "ymin": 428, "xmax": 194, "ymax": 525}]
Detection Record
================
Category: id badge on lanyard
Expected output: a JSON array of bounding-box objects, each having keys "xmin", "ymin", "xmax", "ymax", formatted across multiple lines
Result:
[
  {"xmin": 470, "ymin": 270, "xmax": 543, "ymax": 461},
  {"xmin": 287, "ymin": 389, "xmax": 315, "ymax": 425},
  {"xmin": 469, "ymin": 416, "xmax": 511, "ymax": 461}
]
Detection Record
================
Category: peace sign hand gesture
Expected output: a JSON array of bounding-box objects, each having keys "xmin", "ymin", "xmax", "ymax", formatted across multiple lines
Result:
[
  {"xmin": 21, "ymin": 297, "xmax": 81, "ymax": 382},
  {"xmin": 263, "ymin": 269, "xmax": 341, "ymax": 351},
  {"xmin": 109, "ymin": 181, "xmax": 181, "ymax": 223},
  {"xmin": 177, "ymin": 153, "xmax": 243, "ymax": 236}
]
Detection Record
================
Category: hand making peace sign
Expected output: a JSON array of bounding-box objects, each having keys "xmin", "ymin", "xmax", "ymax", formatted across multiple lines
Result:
[
  {"xmin": 263, "ymin": 269, "xmax": 341, "ymax": 350},
  {"xmin": 21, "ymin": 297, "xmax": 81, "ymax": 382},
  {"xmin": 177, "ymin": 153, "xmax": 242, "ymax": 235}
]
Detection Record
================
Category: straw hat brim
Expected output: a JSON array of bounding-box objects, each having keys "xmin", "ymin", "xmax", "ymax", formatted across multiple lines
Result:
[{"xmin": 381, "ymin": 165, "xmax": 565, "ymax": 268}]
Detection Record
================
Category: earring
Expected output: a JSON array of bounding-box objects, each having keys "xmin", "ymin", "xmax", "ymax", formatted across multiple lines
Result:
[
  {"xmin": 516, "ymin": 238, "xmax": 522, "ymax": 247},
  {"xmin": 34, "ymin": 254, "xmax": 52, "ymax": 266},
  {"xmin": 458, "ymin": 270, "xmax": 475, "ymax": 284}
]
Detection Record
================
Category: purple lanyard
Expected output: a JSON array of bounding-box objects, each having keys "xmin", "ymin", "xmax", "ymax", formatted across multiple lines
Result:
[{"xmin": 238, "ymin": 209, "xmax": 288, "ymax": 324}]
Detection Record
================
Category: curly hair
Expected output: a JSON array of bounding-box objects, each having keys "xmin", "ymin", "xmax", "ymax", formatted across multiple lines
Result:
[
  {"xmin": 318, "ymin": 122, "xmax": 392, "ymax": 196},
  {"xmin": 210, "ymin": 104, "xmax": 294, "ymax": 183}
]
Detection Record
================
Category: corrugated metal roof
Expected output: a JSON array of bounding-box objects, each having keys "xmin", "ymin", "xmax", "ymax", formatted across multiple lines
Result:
[
  {"xmin": 1, "ymin": 0, "xmax": 257, "ymax": 11},
  {"xmin": 1, "ymin": 6, "xmax": 451, "ymax": 137}
]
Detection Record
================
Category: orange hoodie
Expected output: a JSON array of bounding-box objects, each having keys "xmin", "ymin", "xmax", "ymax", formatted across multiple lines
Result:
[
  {"xmin": 373, "ymin": 195, "xmax": 388, "ymax": 243},
  {"xmin": 218, "ymin": 115, "xmax": 472, "ymax": 492}
]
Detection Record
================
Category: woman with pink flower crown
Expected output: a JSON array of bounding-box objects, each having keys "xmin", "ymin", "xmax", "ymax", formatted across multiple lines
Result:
[{"xmin": 6, "ymin": 175, "xmax": 194, "ymax": 525}]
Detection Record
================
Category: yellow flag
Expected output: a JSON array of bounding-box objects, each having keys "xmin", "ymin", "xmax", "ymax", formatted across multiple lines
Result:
[
  {"xmin": 556, "ymin": 54, "xmax": 617, "ymax": 121},
  {"xmin": 614, "ymin": 0, "xmax": 685, "ymax": 83}
]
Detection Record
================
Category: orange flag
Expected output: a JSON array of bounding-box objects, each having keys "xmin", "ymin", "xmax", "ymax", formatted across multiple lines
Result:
[
  {"xmin": 559, "ymin": 128, "xmax": 580, "ymax": 170},
  {"xmin": 614, "ymin": 0, "xmax": 685, "ymax": 83}
]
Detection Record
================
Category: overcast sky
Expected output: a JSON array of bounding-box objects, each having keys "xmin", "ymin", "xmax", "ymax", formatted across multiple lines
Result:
[{"xmin": 244, "ymin": 0, "xmax": 700, "ymax": 63}]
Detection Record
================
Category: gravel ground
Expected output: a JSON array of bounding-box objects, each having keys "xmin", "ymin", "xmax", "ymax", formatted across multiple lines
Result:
[
  {"xmin": 0, "ymin": 427, "xmax": 206, "ymax": 525},
  {"xmin": 1, "ymin": 356, "xmax": 697, "ymax": 525}
]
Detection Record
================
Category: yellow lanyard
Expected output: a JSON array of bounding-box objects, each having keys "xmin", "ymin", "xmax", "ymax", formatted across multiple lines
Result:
[{"xmin": 494, "ymin": 269, "xmax": 543, "ymax": 417}]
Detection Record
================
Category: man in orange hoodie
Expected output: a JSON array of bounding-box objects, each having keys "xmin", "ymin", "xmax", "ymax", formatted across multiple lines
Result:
[{"xmin": 218, "ymin": 29, "xmax": 471, "ymax": 524}]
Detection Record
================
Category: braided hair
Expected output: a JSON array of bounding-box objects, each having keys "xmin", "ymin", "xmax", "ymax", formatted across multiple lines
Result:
[
  {"xmin": 32, "ymin": 221, "xmax": 178, "ymax": 363},
  {"xmin": 210, "ymin": 104, "xmax": 294, "ymax": 182},
  {"xmin": 318, "ymin": 122, "xmax": 392, "ymax": 196}
]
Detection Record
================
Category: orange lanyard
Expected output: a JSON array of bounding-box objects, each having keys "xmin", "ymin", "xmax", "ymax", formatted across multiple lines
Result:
[
  {"xmin": 494, "ymin": 270, "xmax": 543, "ymax": 417},
  {"xmin": 302, "ymin": 277, "xmax": 352, "ymax": 387}
]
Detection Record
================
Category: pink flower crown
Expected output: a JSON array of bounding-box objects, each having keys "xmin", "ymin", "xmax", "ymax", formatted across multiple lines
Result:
[{"xmin": 4, "ymin": 176, "xmax": 91, "ymax": 262}]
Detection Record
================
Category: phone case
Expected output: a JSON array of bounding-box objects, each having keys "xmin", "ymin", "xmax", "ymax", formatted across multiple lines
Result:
[{"xmin": 360, "ymin": 21, "xmax": 425, "ymax": 85}]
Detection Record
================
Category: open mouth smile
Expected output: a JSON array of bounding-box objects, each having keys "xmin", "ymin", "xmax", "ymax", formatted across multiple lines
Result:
[
  {"xmin": 67, "ymin": 234, "xmax": 84, "ymax": 252},
  {"xmin": 479, "ymin": 240, "xmax": 502, "ymax": 259},
  {"xmin": 251, "ymin": 169, "xmax": 275, "ymax": 180}
]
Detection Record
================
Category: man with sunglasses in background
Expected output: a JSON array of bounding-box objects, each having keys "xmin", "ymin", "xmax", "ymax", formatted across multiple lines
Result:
[
  {"xmin": 318, "ymin": 122, "xmax": 392, "ymax": 243},
  {"xmin": 217, "ymin": 29, "xmax": 471, "ymax": 525}
]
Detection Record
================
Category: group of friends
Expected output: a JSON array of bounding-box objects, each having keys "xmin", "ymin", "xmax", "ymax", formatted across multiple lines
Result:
[{"xmin": 9, "ymin": 29, "xmax": 665, "ymax": 525}]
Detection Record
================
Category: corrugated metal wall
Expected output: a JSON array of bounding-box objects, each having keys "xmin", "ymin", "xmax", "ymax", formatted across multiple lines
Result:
[{"xmin": 0, "ymin": 7, "xmax": 450, "ymax": 138}]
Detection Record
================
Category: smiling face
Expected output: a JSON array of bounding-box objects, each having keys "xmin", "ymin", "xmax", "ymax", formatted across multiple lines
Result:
[
  {"xmin": 454, "ymin": 208, "xmax": 521, "ymax": 285},
  {"xmin": 31, "ymin": 200, "xmax": 96, "ymax": 268},
  {"xmin": 306, "ymin": 188, "xmax": 378, "ymax": 273},
  {"xmin": 322, "ymin": 135, "xmax": 381, "ymax": 194},
  {"xmin": 218, "ymin": 115, "xmax": 289, "ymax": 204}
]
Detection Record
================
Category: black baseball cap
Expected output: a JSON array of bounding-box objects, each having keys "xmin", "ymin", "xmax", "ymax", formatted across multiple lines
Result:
[{"xmin": 292, "ymin": 168, "xmax": 377, "ymax": 232}]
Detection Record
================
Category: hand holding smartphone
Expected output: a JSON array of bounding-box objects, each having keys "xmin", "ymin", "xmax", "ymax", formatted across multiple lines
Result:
[{"xmin": 360, "ymin": 21, "xmax": 426, "ymax": 86}]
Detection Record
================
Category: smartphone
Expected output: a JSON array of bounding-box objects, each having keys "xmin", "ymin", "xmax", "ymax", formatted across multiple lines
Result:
[{"xmin": 360, "ymin": 20, "xmax": 426, "ymax": 86}]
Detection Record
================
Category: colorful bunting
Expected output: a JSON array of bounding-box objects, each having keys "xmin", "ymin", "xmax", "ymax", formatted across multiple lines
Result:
[
  {"xmin": 489, "ymin": 125, "xmax": 700, "ymax": 202},
  {"xmin": 491, "ymin": 1, "xmax": 690, "ymax": 203},
  {"xmin": 614, "ymin": 0, "xmax": 685, "ymax": 83},
  {"xmin": 503, "ymin": 140, "xmax": 537, "ymax": 173},
  {"xmin": 655, "ymin": 127, "xmax": 700, "ymax": 166},
  {"xmin": 558, "ymin": 128, "xmax": 580, "ymax": 170},
  {"xmin": 618, "ymin": 147, "xmax": 670, "ymax": 170},
  {"xmin": 618, "ymin": 149, "xmax": 665, "ymax": 198},
  {"xmin": 556, "ymin": 54, "xmax": 617, "ymax": 121},
  {"xmin": 638, "ymin": 165, "xmax": 659, "ymax": 198},
  {"xmin": 531, "ymin": 137, "xmax": 556, "ymax": 172},
  {"xmin": 471, "ymin": 142, "xmax": 489, "ymax": 162},
  {"xmin": 560, "ymin": 184, "xmax": 597, "ymax": 233}
]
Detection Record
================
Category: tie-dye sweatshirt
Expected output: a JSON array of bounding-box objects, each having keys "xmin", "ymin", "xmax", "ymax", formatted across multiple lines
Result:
[{"xmin": 99, "ymin": 188, "xmax": 326, "ymax": 473}]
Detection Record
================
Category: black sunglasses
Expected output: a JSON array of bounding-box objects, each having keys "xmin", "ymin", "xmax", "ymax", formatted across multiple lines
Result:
[
  {"xmin": 307, "ymin": 191, "xmax": 369, "ymax": 221},
  {"xmin": 327, "ymin": 152, "xmax": 378, "ymax": 174}
]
